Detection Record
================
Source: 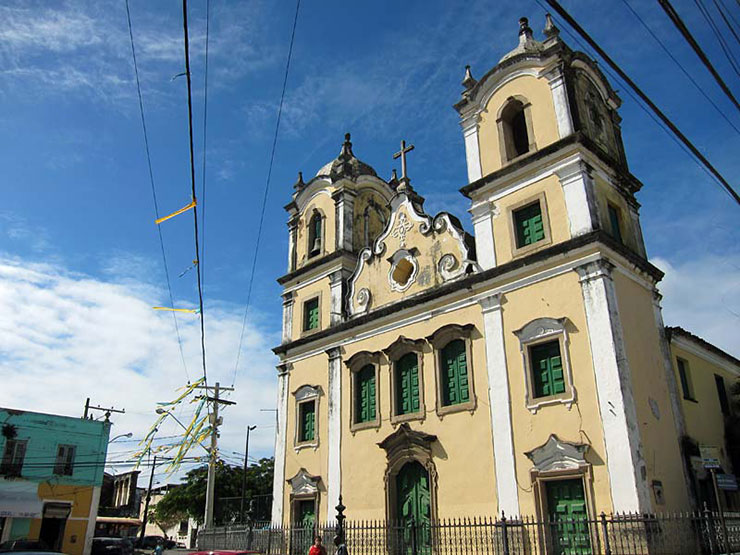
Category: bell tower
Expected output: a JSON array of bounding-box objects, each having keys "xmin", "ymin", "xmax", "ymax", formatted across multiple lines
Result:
[{"xmin": 455, "ymin": 15, "xmax": 645, "ymax": 272}]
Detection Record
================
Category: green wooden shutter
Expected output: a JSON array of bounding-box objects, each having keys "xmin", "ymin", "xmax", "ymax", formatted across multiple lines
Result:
[
  {"xmin": 531, "ymin": 340, "xmax": 565, "ymax": 398},
  {"xmin": 356, "ymin": 364, "xmax": 376, "ymax": 423},
  {"xmin": 442, "ymin": 340, "xmax": 469, "ymax": 406},
  {"xmin": 303, "ymin": 298, "xmax": 319, "ymax": 331},
  {"xmin": 515, "ymin": 202, "xmax": 545, "ymax": 247},
  {"xmin": 300, "ymin": 402, "xmax": 315, "ymax": 442},
  {"xmin": 396, "ymin": 353, "xmax": 420, "ymax": 415},
  {"xmin": 608, "ymin": 204, "xmax": 623, "ymax": 243}
]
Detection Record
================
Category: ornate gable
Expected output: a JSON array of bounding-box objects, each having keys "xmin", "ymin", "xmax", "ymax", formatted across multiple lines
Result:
[{"xmin": 346, "ymin": 185, "xmax": 477, "ymax": 316}]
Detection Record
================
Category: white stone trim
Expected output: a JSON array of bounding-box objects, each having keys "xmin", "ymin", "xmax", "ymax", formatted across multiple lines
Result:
[
  {"xmin": 83, "ymin": 485, "xmax": 101, "ymax": 555},
  {"xmin": 577, "ymin": 260, "xmax": 652, "ymax": 513},
  {"xmin": 271, "ymin": 366, "xmax": 290, "ymax": 524},
  {"xmin": 544, "ymin": 66, "xmax": 574, "ymax": 139},
  {"xmin": 282, "ymin": 293, "xmax": 295, "ymax": 343},
  {"xmin": 556, "ymin": 159, "xmax": 596, "ymax": 238},
  {"xmin": 333, "ymin": 189, "xmax": 356, "ymax": 252},
  {"xmin": 329, "ymin": 270, "xmax": 345, "ymax": 325},
  {"xmin": 283, "ymin": 251, "xmax": 604, "ymax": 364},
  {"xmin": 469, "ymin": 201, "xmax": 497, "ymax": 270},
  {"xmin": 326, "ymin": 348, "xmax": 342, "ymax": 521},
  {"xmin": 282, "ymin": 266, "xmax": 338, "ymax": 294},
  {"xmin": 478, "ymin": 293, "xmax": 519, "ymax": 516},
  {"xmin": 670, "ymin": 335, "xmax": 740, "ymax": 376},
  {"xmin": 463, "ymin": 120, "xmax": 483, "ymax": 183}
]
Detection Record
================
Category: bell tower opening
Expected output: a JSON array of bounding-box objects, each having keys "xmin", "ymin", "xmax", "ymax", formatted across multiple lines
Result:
[{"xmin": 500, "ymin": 99, "xmax": 531, "ymax": 160}]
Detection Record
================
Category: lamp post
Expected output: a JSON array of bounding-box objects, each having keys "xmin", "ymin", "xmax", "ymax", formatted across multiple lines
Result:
[
  {"xmin": 108, "ymin": 432, "xmax": 133, "ymax": 443},
  {"xmin": 240, "ymin": 425, "xmax": 257, "ymax": 522}
]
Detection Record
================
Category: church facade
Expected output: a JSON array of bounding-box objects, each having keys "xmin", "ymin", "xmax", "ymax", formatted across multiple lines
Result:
[{"xmin": 270, "ymin": 16, "xmax": 737, "ymax": 529}]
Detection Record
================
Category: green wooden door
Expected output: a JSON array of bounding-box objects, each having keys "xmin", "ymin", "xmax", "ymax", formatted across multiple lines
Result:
[
  {"xmin": 396, "ymin": 462, "xmax": 431, "ymax": 555},
  {"xmin": 291, "ymin": 500, "xmax": 316, "ymax": 555},
  {"xmin": 545, "ymin": 479, "xmax": 592, "ymax": 555}
]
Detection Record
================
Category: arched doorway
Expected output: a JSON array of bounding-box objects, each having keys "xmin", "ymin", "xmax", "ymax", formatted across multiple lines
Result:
[{"xmin": 396, "ymin": 461, "xmax": 431, "ymax": 555}]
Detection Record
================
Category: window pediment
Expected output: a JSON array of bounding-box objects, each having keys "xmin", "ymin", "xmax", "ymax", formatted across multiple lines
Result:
[
  {"xmin": 377, "ymin": 423, "xmax": 437, "ymax": 461},
  {"xmin": 293, "ymin": 384, "xmax": 321, "ymax": 402},
  {"xmin": 514, "ymin": 317, "xmax": 567, "ymax": 343},
  {"xmin": 426, "ymin": 323, "xmax": 475, "ymax": 348},
  {"xmin": 525, "ymin": 434, "xmax": 589, "ymax": 473},
  {"xmin": 382, "ymin": 336, "xmax": 425, "ymax": 361},
  {"xmin": 286, "ymin": 468, "xmax": 322, "ymax": 495}
]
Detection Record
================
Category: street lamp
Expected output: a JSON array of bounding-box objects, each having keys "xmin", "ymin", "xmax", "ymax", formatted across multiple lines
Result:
[{"xmin": 108, "ymin": 432, "xmax": 133, "ymax": 443}]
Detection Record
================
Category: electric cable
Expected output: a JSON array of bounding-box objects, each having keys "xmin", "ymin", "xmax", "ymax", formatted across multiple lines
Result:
[
  {"xmin": 231, "ymin": 0, "xmax": 302, "ymax": 387},
  {"xmin": 713, "ymin": 0, "xmax": 740, "ymax": 45},
  {"xmin": 124, "ymin": 0, "xmax": 190, "ymax": 383},
  {"xmin": 657, "ymin": 0, "xmax": 740, "ymax": 110},
  {"xmin": 619, "ymin": 0, "xmax": 740, "ymax": 135},
  {"xmin": 543, "ymin": 0, "xmax": 740, "ymax": 205},
  {"xmin": 181, "ymin": 0, "xmax": 209, "ymax": 388},
  {"xmin": 695, "ymin": 0, "xmax": 740, "ymax": 74},
  {"xmin": 200, "ymin": 0, "xmax": 211, "ymax": 300}
]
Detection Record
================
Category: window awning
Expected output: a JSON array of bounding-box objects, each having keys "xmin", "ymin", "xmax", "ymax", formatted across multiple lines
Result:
[{"xmin": 0, "ymin": 480, "xmax": 42, "ymax": 518}]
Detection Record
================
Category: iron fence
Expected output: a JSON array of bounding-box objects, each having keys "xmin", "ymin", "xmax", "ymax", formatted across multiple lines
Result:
[{"xmin": 197, "ymin": 510, "xmax": 740, "ymax": 554}]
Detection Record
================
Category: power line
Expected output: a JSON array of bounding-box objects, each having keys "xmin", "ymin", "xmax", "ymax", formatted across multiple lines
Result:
[
  {"xmin": 618, "ymin": 0, "xmax": 740, "ymax": 135},
  {"xmin": 695, "ymin": 0, "xmax": 740, "ymax": 74},
  {"xmin": 657, "ymin": 0, "xmax": 740, "ymax": 110},
  {"xmin": 543, "ymin": 0, "xmax": 740, "ymax": 205},
  {"xmin": 124, "ymin": 0, "xmax": 190, "ymax": 383},
  {"xmin": 200, "ymin": 0, "xmax": 211, "ymax": 299},
  {"xmin": 181, "ymin": 0, "xmax": 209, "ymax": 388},
  {"xmin": 549, "ymin": 9, "xmax": 740, "ymax": 205},
  {"xmin": 232, "ymin": 0, "xmax": 302, "ymax": 386},
  {"xmin": 712, "ymin": 0, "xmax": 740, "ymax": 46}
]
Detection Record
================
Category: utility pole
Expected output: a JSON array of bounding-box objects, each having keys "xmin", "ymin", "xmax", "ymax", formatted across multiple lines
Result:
[
  {"xmin": 194, "ymin": 382, "xmax": 235, "ymax": 529},
  {"xmin": 84, "ymin": 398, "xmax": 125, "ymax": 421},
  {"xmin": 240, "ymin": 425, "xmax": 257, "ymax": 522},
  {"xmin": 139, "ymin": 455, "xmax": 157, "ymax": 542}
]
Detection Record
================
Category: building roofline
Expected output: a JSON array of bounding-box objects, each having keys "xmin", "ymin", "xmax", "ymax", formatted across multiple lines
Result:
[{"xmin": 666, "ymin": 326, "xmax": 740, "ymax": 369}]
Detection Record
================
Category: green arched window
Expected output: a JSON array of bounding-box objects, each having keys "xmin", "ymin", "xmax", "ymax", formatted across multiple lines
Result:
[
  {"xmin": 355, "ymin": 364, "xmax": 376, "ymax": 424},
  {"xmin": 441, "ymin": 339, "xmax": 470, "ymax": 406}
]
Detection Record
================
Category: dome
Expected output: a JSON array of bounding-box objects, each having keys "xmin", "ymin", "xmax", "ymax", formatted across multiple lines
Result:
[{"xmin": 315, "ymin": 133, "xmax": 378, "ymax": 181}]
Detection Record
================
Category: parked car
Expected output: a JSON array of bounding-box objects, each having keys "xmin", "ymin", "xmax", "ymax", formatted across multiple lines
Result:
[
  {"xmin": 133, "ymin": 537, "xmax": 175, "ymax": 550},
  {"xmin": 0, "ymin": 540, "xmax": 49, "ymax": 552},
  {"xmin": 91, "ymin": 538, "xmax": 134, "ymax": 555}
]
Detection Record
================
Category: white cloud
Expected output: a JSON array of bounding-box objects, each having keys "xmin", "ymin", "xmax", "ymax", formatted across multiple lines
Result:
[
  {"xmin": 0, "ymin": 254, "xmax": 280, "ymax": 486},
  {"xmin": 652, "ymin": 255, "xmax": 740, "ymax": 358}
]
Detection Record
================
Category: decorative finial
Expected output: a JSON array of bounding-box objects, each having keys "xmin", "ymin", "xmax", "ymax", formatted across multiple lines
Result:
[
  {"xmin": 461, "ymin": 65, "xmax": 477, "ymax": 90},
  {"xmin": 544, "ymin": 13, "xmax": 560, "ymax": 39},
  {"xmin": 293, "ymin": 171, "xmax": 305, "ymax": 191},
  {"xmin": 388, "ymin": 168, "xmax": 399, "ymax": 188},
  {"xmin": 340, "ymin": 132, "xmax": 354, "ymax": 159},
  {"xmin": 518, "ymin": 17, "xmax": 534, "ymax": 45}
]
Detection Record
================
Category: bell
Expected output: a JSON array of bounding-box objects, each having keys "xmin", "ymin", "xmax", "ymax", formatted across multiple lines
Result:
[{"xmin": 312, "ymin": 237, "xmax": 321, "ymax": 253}]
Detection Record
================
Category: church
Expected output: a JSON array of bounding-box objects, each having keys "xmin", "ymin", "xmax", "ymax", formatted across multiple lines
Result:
[{"xmin": 269, "ymin": 15, "xmax": 739, "ymax": 531}]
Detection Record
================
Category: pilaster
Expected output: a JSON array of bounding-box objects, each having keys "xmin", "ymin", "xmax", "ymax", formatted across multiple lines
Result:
[
  {"xmin": 626, "ymin": 198, "xmax": 647, "ymax": 258},
  {"xmin": 333, "ymin": 188, "xmax": 356, "ymax": 252},
  {"xmin": 282, "ymin": 292, "xmax": 295, "ymax": 343},
  {"xmin": 329, "ymin": 270, "xmax": 348, "ymax": 326},
  {"xmin": 469, "ymin": 201, "xmax": 498, "ymax": 270},
  {"xmin": 544, "ymin": 65, "xmax": 574, "ymax": 139},
  {"xmin": 478, "ymin": 293, "xmax": 519, "ymax": 516},
  {"xmin": 271, "ymin": 363, "xmax": 291, "ymax": 524},
  {"xmin": 556, "ymin": 158, "xmax": 598, "ymax": 238},
  {"xmin": 287, "ymin": 218, "xmax": 298, "ymax": 272},
  {"xmin": 326, "ymin": 347, "xmax": 342, "ymax": 521},
  {"xmin": 576, "ymin": 259, "xmax": 652, "ymax": 513},
  {"xmin": 462, "ymin": 115, "xmax": 483, "ymax": 183}
]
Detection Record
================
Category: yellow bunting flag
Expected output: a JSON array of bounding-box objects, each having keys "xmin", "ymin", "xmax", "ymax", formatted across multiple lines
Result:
[
  {"xmin": 155, "ymin": 198, "xmax": 196, "ymax": 225},
  {"xmin": 152, "ymin": 307, "xmax": 198, "ymax": 314}
]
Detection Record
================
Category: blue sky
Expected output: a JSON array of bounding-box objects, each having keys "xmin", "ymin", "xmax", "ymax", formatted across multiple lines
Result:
[{"xmin": 1, "ymin": 0, "xmax": 738, "ymax": 485}]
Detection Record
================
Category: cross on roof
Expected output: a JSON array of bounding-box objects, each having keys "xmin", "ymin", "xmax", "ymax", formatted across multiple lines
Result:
[{"xmin": 393, "ymin": 139, "xmax": 415, "ymax": 184}]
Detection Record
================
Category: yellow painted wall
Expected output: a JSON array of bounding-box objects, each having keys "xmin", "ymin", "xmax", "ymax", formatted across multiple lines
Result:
[
  {"xmin": 295, "ymin": 189, "xmax": 336, "ymax": 269},
  {"xmin": 340, "ymin": 304, "xmax": 497, "ymax": 520},
  {"xmin": 282, "ymin": 351, "xmax": 330, "ymax": 523},
  {"xmin": 352, "ymin": 189, "xmax": 389, "ymax": 251},
  {"xmin": 25, "ymin": 484, "xmax": 96, "ymax": 555},
  {"xmin": 478, "ymin": 74, "xmax": 560, "ymax": 176},
  {"xmin": 290, "ymin": 280, "xmax": 329, "ymax": 340},
  {"xmin": 500, "ymin": 271, "xmax": 613, "ymax": 515},
  {"xmin": 489, "ymin": 173, "xmax": 570, "ymax": 266},
  {"xmin": 612, "ymin": 273, "xmax": 691, "ymax": 510},
  {"xmin": 671, "ymin": 342, "xmax": 738, "ymax": 473},
  {"xmin": 593, "ymin": 176, "xmax": 636, "ymax": 251}
]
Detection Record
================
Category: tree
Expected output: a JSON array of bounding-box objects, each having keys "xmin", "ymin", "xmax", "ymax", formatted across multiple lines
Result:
[{"xmin": 153, "ymin": 458, "xmax": 274, "ymax": 525}]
